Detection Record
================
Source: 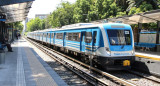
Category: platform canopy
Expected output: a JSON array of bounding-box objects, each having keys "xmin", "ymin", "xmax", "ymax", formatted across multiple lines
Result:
[
  {"xmin": 0, "ymin": 0, "xmax": 34, "ymax": 23},
  {"xmin": 93, "ymin": 9, "xmax": 160, "ymax": 25}
]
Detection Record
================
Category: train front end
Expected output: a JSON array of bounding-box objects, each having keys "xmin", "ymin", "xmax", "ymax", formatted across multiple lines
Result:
[{"xmin": 97, "ymin": 23, "xmax": 135, "ymax": 70}]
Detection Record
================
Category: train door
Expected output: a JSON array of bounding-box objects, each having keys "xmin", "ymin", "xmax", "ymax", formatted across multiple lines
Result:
[
  {"xmin": 85, "ymin": 31, "xmax": 92, "ymax": 53},
  {"xmin": 48, "ymin": 32, "xmax": 51, "ymax": 43},
  {"xmin": 63, "ymin": 32, "xmax": 66, "ymax": 47},
  {"xmin": 46, "ymin": 33, "xmax": 49, "ymax": 43},
  {"xmin": 80, "ymin": 31, "xmax": 85, "ymax": 52},
  {"xmin": 92, "ymin": 31, "xmax": 97, "ymax": 52},
  {"xmin": 51, "ymin": 32, "xmax": 54, "ymax": 44},
  {"xmin": 53, "ymin": 33, "xmax": 56, "ymax": 44}
]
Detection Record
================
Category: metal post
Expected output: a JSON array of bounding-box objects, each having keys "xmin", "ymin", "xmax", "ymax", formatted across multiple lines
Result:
[
  {"xmin": 12, "ymin": 24, "xmax": 14, "ymax": 41},
  {"xmin": 2, "ymin": 22, "xmax": 5, "ymax": 39},
  {"xmin": 137, "ymin": 23, "xmax": 142, "ymax": 44},
  {"xmin": 156, "ymin": 21, "xmax": 160, "ymax": 51},
  {"xmin": 0, "ymin": 22, "xmax": 1, "ymax": 34}
]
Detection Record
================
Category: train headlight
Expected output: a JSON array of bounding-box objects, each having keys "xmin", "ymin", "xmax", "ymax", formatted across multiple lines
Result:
[
  {"xmin": 105, "ymin": 47, "xmax": 111, "ymax": 55},
  {"xmin": 105, "ymin": 47, "xmax": 109, "ymax": 51}
]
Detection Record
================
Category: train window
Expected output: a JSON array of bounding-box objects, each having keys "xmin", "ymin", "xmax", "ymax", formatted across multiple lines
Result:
[
  {"xmin": 66, "ymin": 33, "xmax": 72, "ymax": 40},
  {"xmin": 66, "ymin": 33, "xmax": 68, "ymax": 40},
  {"xmin": 43, "ymin": 33, "xmax": 45, "ymax": 37},
  {"xmin": 51, "ymin": 33, "xmax": 54, "ymax": 38},
  {"xmin": 56, "ymin": 33, "xmax": 63, "ymax": 39},
  {"xmin": 107, "ymin": 30, "xmax": 131, "ymax": 45},
  {"xmin": 93, "ymin": 31, "xmax": 97, "ymax": 43},
  {"xmin": 48, "ymin": 33, "xmax": 50, "ymax": 38},
  {"xmin": 66, "ymin": 32, "xmax": 80, "ymax": 42},
  {"xmin": 74, "ymin": 33, "xmax": 80, "ymax": 42},
  {"xmin": 85, "ymin": 32, "xmax": 92, "ymax": 43},
  {"xmin": 68, "ymin": 33, "xmax": 72, "ymax": 40}
]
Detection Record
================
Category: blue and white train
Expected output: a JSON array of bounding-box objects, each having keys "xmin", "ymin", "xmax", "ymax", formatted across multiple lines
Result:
[{"xmin": 27, "ymin": 23, "xmax": 135, "ymax": 70}]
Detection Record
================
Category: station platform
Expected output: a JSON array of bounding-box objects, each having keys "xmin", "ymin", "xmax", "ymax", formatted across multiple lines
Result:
[
  {"xmin": 134, "ymin": 50, "xmax": 160, "ymax": 76},
  {"xmin": 135, "ymin": 50, "xmax": 160, "ymax": 61},
  {"xmin": 0, "ymin": 39, "xmax": 67, "ymax": 86}
]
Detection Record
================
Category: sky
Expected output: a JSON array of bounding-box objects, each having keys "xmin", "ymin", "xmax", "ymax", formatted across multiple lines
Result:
[{"xmin": 28, "ymin": 0, "xmax": 76, "ymax": 18}]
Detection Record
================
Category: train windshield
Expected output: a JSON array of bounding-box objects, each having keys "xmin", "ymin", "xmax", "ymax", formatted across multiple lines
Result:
[{"xmin": 107, "ymin": 30, "xmax": 131, "ymax": 45}]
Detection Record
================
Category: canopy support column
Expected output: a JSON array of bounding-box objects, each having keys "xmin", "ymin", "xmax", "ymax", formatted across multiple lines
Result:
[
  {"xmin": 137, "ymin": 23, "xmax": 142, "ymax": 45},
  {"xmin": 1, "ymin": 21, "xmax": 5, "ymax": 39},
  {"xmin": 156, "ymin": 21, "xmax": 160, "ymax": 51},
  {"xmin": 11, "ymin": 24, "xmax": 14, "ymax": 42}
]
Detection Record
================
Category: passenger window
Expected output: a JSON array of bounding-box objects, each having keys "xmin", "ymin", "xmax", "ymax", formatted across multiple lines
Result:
[
  {"xmin": 44, "ymin": 33, "xmax": 45, "ymax": 37},
  {"xmin": 85, "ymin": 32, "xmax": 92, "ymax": 43},
  {"xmin": 51, "ymin": 33, "xmax": 54, "ymax": 38},
  {"xmin": 48, "ymin": 33, "xmax": 50, "ymax": 38},
  {"xmin": 73, "ymin": 33, "xmax": 80, "ymax": 42},
  {"xmin": 66, "ymin": 33, "xmax": 68, "ymax": 40},
  {"xmin": 66, "ymin": 32, "xmax": 80, "ymax": 42},
  {"xmin": 56, "ymin": 33, "xmax": 63, "ymax": 39},
  {"xmin": 68, "ymin": 33, "xmax": 72, "ymax": 40}
]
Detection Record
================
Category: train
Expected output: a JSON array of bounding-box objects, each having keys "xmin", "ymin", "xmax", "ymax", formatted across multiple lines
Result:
[{"xmin": 27, "ymin": 23, "xmax": 135, "ymax": 70}]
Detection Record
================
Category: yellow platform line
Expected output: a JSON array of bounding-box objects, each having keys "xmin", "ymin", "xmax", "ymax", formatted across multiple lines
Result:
[{"xmin": 135, "ymin": 54, "xmax": 160, "ymax": 61}]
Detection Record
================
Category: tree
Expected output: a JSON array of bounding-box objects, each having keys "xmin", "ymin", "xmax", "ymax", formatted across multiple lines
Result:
[
  {"xmin": 73, "ymin": 0, "xmax": 92, "ymax": 22},
  {"xmin": 115, "ymin": 0, "xmax": 128, "ymax": 11},
  {"xmin": 13, "ymin": 22, "xmax": 24, "ymax": 33},
  {"xmin": 128, "ymin": 1, "xmax": 153, "ymax": 15},
  {"xmin": 27, "ymin": 17, "xmax": 42, "ymax": 31},
  {"xmin": 127, "ymin": 0, "xmax": 158, "ymax": 12},
  {"xmin": 49, "ymin": 2, "xmax": 75, "ymax": 27}
]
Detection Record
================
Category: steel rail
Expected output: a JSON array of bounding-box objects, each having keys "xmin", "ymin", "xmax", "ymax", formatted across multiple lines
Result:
[
  {"xmin": 25, "ymin": 38, "xmax": 109, "ymax": 86},
  {"xmin": 127, "ymin": 70, "xmax": 160, "ymax": 84}
]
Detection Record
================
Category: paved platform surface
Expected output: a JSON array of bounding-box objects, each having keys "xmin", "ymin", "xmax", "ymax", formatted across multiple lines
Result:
[
  {"xmin": 135, "ymin": 50, "xmax": 160, "ymax": 61},
  {"xmin": 134, "ymin": 50, "xmax": 160, "ymax": 76},
  {"xmin": 0, "ymin": 39, "xmax": 67, "ymax": 86}
]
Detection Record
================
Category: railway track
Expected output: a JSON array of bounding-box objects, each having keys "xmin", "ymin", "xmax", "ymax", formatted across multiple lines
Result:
[
  {"xmin": 127, "ymin": 70, "xmax": 160, "ymax": 84},
  {"xmin": 25, "ymin": 38, "xmax": 160, "ymax": 86},
  {"xmin": 110, "ymin": 69, "xmax": 160, "ymax": 86},
  {"xmin": 26, "ymin": 37, "xmax": 160, "ymax": 86},
  {"xmin": 25, "ymin": 37, "xmax": 136, "ymax": 86}
]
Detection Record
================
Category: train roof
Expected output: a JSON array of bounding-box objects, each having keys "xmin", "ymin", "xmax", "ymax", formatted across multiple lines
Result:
[
  {"xmin": 31, "ymin": 23, "xmax": 131, "ymax": 33},
  {"xmin": 61, "ymin": 23, "xmax": 94, "ymax": 28}
]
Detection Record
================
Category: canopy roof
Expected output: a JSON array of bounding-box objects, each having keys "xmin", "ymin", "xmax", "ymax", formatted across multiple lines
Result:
[
  {"xmin": 0, "ymin": 0, "xmax": 34, "ymax": 23},
  {"xmin": 93, "ymin": 9, "xmax": 160, "ymax": 25}
]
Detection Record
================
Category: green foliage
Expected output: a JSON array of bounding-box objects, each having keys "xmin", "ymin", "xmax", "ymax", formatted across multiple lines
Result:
[
  {"xmin": 73, "ymin": 0, "xmax": 92, "ymax": 22},
  {"xmin": 128, "ymin": 2, "xmax": 153, "ymax": 15},
  {"xmin": 158, "ymin": 0, "xmax": 160, "ymax": 8},
  {"xmin": 49, "ymin": 2, "xmax": 75, "ymax": 27},
  {"xmin": 27, "ymin": 17, "xmax": 46, "ymax": 32},
  {"xmin": 12, "ymin": 22, "xmax": 24, "ymax": 33},
  {"xmin": 27, "ymin": 0, "xmax": 160, "ymax": 31}
]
